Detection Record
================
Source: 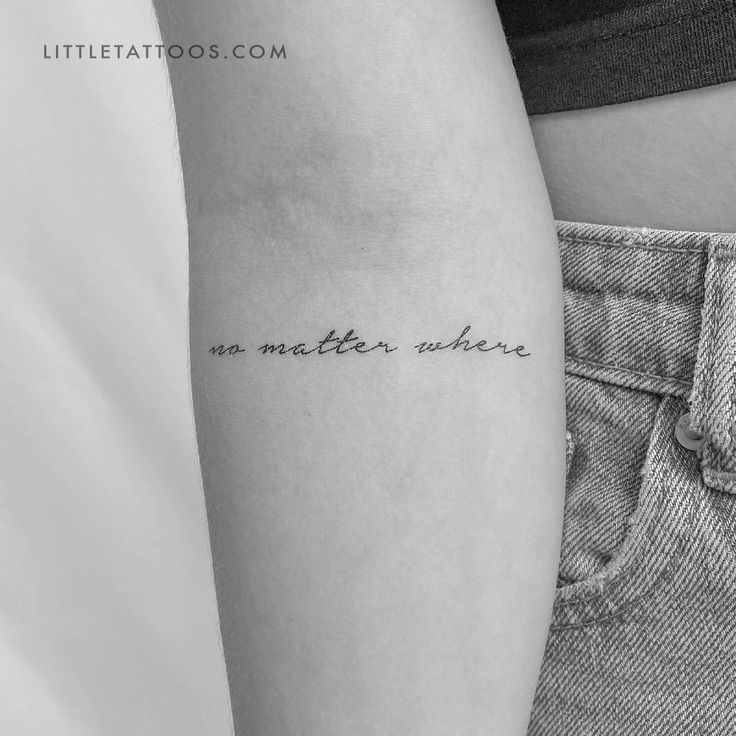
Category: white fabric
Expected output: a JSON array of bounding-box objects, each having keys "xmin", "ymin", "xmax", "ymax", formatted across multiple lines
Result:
[{"xmin": 0, "ymin": 2, "xmax": 234, "ymax": 734}]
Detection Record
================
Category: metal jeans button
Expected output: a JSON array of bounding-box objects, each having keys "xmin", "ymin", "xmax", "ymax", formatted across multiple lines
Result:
[{"xmin": 675, "ymin": 412, "xmax": 705, "ymax": 454}]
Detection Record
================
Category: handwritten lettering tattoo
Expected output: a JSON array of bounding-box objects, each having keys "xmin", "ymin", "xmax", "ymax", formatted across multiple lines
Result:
[
  {"xmin": 258, "ymin": 329, "xmax": 398, "ymax": 356},
  {"xmin": 413, "ymin": 325, "xmax": 531, "ymax": 357},
  {"xmin": 209, "ymin": 344, "xmax": 247, "ymax": 356},
  {"xmin": 208, "ymin": 326, "xmax": 530, "ymax": 359}
]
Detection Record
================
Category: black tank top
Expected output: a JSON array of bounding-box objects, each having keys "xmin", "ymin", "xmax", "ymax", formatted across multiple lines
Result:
[{"xmin": 496, "ymin": 0, "xmax": 736, "ymax": 114}]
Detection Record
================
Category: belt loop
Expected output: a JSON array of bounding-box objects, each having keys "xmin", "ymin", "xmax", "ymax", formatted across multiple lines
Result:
[{"xmin": 687, "ymin": 234, "xmax": 736, "ymax": 493}]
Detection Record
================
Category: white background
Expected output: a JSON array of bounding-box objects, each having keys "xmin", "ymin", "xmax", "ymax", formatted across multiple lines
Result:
[{"xmin": 0, "ymin": 2, "xmax": 234, "ymax": 733}]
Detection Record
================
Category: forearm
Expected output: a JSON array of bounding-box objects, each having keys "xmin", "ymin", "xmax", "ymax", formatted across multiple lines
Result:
[{"xmin": 155, "ymin": 2, "xmax": 565, "ymax": 734}]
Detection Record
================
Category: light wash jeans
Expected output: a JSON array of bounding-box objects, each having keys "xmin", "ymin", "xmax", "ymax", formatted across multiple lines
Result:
[{"xmin": 528, "ymin": 221, "xmax": 736, "ymax": 735}]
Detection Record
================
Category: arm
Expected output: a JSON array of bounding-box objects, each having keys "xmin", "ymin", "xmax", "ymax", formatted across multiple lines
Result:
[{"xmin": 154, "ymin": 2, "xmax": 565, "ymax": 734}]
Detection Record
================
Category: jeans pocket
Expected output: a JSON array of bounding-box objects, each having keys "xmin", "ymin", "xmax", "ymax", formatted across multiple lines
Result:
[{"xmin": 551, "ymin": 376, "xmax": 702, "ymax": 629}]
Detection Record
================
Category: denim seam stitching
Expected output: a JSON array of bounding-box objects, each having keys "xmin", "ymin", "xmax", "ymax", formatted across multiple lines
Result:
[
  {"xmin": 565, "ymin": 354, "xmax": 692, "ymax": 387},
  {"xmin": 691, "ymin": 241, "xmax": 736, "ymax": 493},
  {"xmin": 560, "ymin": 236, "xmax": 705, "ymax": 254},
  {"xmin": 551, "ymin": 474, "xmax": 700, "ymax": 628},
  {"xmin": 689, "ymin": 244, "xmax": 717, "ymax": 440},
  {"xmin": 565, "ymin": 283, "xmax": 704, "ymax": 306},
  {"xmin": 552, "ymin": 398, "xmax": 697, "ymax": 614}
]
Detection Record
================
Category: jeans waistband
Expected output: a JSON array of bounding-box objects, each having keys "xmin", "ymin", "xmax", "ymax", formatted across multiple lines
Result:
[{"xmin": 558, "ymin": 220, "xmax": 736, "ymax": 494}]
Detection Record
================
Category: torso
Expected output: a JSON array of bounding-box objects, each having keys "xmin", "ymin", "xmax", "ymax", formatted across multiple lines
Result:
[{"xmin": 529, "ymin": 80, "xmax": 736, "ymax": 232}]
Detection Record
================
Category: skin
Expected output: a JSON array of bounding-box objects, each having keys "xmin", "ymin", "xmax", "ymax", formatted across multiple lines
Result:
[
  {"xmin": 153, "ymin": 2, "xmax": 565, "ymax": 735},
  {"xmin": 530, "ymin": 81, "xmax": 736, "ymax": 232}
]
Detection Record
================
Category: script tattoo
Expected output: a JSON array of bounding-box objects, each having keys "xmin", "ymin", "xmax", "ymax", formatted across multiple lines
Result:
[
  {"xmin": 208, "ymin": 344, "xmax": 246, "ymax": 356},
  {"xmin": 209, "ymin": 326, "xmax": 530, "ymax": 359},
  {"xmin": 413, "ymin": 325, "xmax": 530, "ymax": 357},
  {"xmin": 258, "ymin": 328, "xmax": 398, "ymax": 356}
]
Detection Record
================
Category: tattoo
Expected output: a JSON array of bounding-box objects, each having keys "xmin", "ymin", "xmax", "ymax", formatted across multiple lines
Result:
[
  {"xmin": 413, "ymin": 325, "xmax": 531, "ymax": 357},
  {"xmin": 208, "ymin": 343, "xmax": 247, "ymax": 356},
  {"xmin": 258, "ymin": 329, "xmax": 398, "ymax": 356},
  {"xmin": 209, "ymin": 325, "xmax": 530, "ymax": 359}
]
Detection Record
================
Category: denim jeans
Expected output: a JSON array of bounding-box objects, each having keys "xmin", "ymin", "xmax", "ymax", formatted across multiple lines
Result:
[{"xmin": 528, "ymin": 221, "xmax": 736, "ymax": 734}]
